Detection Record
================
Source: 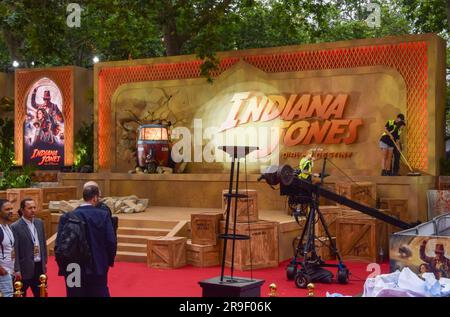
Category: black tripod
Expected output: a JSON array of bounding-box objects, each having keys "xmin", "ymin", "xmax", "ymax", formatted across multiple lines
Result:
[{"xmin": 286, "ymin": 158, "xmax": 350, "ymax": 288}]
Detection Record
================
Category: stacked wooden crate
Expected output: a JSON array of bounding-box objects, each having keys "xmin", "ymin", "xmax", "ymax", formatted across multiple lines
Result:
[
  {"xmin": 379, "ymin": 198, "xmax": 408, "ymax": 235},
  {"xmin": 335, "ymin": 181, "xmax": 377, "ymax": 208},
  {"xmin": 186, "ymin": 212, "xmax": 223, "ymax": 267},
  {"xmin": 220, "ymin": 189, "xmax": 278, "ymax": 271},
  {"xmin": 6, "ymin": 188, "xmax": 43, "ymax": 214},
  {"xmin": 333, "ymin": 181, "xmax": 388, "ymax": 262},
  {"xmin": 313, "ymin": 205, "xmax": 343, "ymax": 260},
  {"xmin": 335, "ymin": 212, "xmax": 388, "ymax": 263},
  {"xmin": 41, "ymin": 186, "xmax": 77, "ymax": 209},
  {"xmin": 147, "ymin": 236, "xmax": 187, "ymax": 269}
]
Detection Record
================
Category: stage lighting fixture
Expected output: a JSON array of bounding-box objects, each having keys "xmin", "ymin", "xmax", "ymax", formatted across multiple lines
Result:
[
  {"xmin": 12, "ymin": 60, "xmax": 19, "ymax": 68},
  {"xmin": 93, "ymin": 56, "xmax": 100, "ymax": 64}
]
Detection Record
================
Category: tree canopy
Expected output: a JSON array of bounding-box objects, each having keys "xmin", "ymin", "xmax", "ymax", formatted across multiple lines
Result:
[
  {"xmin": 0, "ymin": 0, "xmax": 447, "ymax": 70},
  {"xmin": 0, "ymin": 0, "xmax": 448, "ymax": 133}
]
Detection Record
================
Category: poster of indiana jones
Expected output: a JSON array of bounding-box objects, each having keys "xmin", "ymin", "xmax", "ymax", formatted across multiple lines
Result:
[
  {"xmin": 390, "ymin": 235, "xmax": 450, "ymax": 280},
  {"xmin": 23, "ymin": 78, "xmax": 64, "ymax": 168}
]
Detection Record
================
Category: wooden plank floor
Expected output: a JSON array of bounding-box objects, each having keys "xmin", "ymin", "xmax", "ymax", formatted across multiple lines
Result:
[{"xmin": 116, "ymin": 206, "xmax": 294, "ymax": 223}]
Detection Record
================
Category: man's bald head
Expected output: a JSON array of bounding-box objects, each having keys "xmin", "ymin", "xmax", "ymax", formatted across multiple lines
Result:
[
  {"xmin": 83, "ymin": 181, "xmax": 99, "ymax": 189},
  {"xmin": 83, "ymin": 181, "xmax": 102, "ymax": 196}
]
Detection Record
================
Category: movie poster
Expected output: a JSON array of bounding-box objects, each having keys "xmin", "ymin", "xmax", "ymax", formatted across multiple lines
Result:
[
  {"xmin": 23, "ymin": 78, "xmax": 64, "ymax": 169},
  {"xmin": 390, "ymin": 235, "xmax": 450, "ymax": 279}
]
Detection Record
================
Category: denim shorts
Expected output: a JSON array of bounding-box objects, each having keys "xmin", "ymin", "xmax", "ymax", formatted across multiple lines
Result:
[
  {"xmin": 379, "ymin": 141, "xmax": 394, "ymax": 150},
  {"xmin": 0, "ymin": 273, "xmax": 14, "ymax": 297}
]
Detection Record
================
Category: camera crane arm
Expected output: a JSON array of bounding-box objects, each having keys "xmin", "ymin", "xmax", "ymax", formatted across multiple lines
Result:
[
  {"xmin": 305, "ymin": 180, "xmax": 413, "ymax": 230},
  {"xmin": 258, "ymin": 164, "xmax": 414, "ymax": 230}
]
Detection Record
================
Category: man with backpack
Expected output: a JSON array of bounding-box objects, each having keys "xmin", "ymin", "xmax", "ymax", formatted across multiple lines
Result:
[
  {"xmin": 82, "ymin": 181, "xmax": 118, "ymax": 236},
  {"xmin": 55, "ymin": 185, "xmax": 116, "ymax": 297}
]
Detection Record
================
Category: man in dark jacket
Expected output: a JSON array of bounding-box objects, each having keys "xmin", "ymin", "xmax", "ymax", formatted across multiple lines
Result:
[
  {"xmin": 83, "ymin": 181, "xmax": 118, "ymax": 235},
  {"xmin": 57, "ymin": 185, "xmax": 116, "ymax": 297},
  {"xmin": 11, "ymin": 199, "xmax": 47, "ymax": 297}
]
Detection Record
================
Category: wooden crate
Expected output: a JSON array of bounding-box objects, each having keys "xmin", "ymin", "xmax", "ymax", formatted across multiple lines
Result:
[
  {"xmin": 32, "ymin": 170, "xmax": 59, "ymax": 183},
  {"xmin": 336, "ymin": 213, "xmax": 388, "ymax": 263},
  {"xmin": 220, "ymin": 220, "xmax": 278, "ymax": 270},
  {"xmin": 35, "ymin": 210, "xmax": 52, "ymax": 237},
  {"xmin": 0, "ymin": 190, "xmax": 6, "ymax": 200},
  {"xmin": 6, "ymin": 188, "xmax": 43, "ymax": 215},
  {"xmin": 279, "ymin": 219, "xmax": 305, "ymax": 262},
  {"xmin": 438, "ymin": 176, "xmax": 450, "ymax": 190},
  {"xmin": 377, "ymin": 208, "xmax": 402, "ymax": 237},
  {"xmin": 186, "ymin": 240, "xmax": 220, "ymax": 267},
  {"xmin": 191, "ymin": 212, "xmax": 223, "ymax": 245},
  {"xmin": 315, "ymin": 205, "xmax": 342, "ymax": 237},
  {"xmin": 50, "ymin": 213, "xmax": 62, "ymax": 237},
  {"xmin": 316, "ymin": 237, "xmax": 337, "ymax": 261},
  {"xmin": 379, "ymin": 198, "xmax": 408, "ymax": 223},
  {"xmin": 222, "ymin": 189, "xmax": 258, "ymax": 223},
  {"xmin": 41, "ymin": 186, "xmax": 77, "ymax": 209},
  {"xmin": 147, "ymin": 236, "xmax": 187, "ymax": 269},
  {"xmin": 335, "ymin": 181, "xmax": 377, "ymax": 208}
]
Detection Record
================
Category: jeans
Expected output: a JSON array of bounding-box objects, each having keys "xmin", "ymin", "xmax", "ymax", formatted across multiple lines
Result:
[{"xmin": 0, "ymin": 273, "xmax": 14, "ymax": 297}]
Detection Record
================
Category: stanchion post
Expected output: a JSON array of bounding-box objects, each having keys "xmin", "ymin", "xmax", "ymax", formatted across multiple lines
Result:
[
  {"xmin": 14, "ymin": 281, "xmax": 23, "ymax": 297},
  {"xmin": 39, "ymin": 274, "xmax": 48, "ymax": 297},
  {"xmin": 268, "ymin": 283, "xmax": 277, "ymax": 297},
  {"xmin": 307, "ymin": 283, "xmax": 315, "ymax": 297}
]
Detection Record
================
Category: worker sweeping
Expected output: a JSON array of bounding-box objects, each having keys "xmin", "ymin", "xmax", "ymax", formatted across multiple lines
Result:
[{"xmin": 379, "ymin": 114, "xmax": 406, "ymax": 176}]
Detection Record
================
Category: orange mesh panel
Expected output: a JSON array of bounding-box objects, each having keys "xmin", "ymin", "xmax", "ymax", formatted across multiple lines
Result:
[
  {"xmin": 98, "ymin": 42, "xmax": 428, "ymax": 170},
  {"xmin": 243, "ymin": 42, "xmax": 428, "ymax": 170},
  {"xmin": 97, "ymin": 58, "xmax": 240, "ymax": 168}
]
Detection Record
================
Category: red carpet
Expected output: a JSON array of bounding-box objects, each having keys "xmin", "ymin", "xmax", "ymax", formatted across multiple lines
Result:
[{"xmin": 43, "ymin": 256, "xmax": 389, "ymax": 297}]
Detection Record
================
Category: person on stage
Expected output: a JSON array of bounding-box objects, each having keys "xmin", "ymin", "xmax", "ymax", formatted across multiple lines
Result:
[
  {"xmin": 298, "ymin": 148, "xmax": 320, "ymax": 181},
  {"xmin": 379, "ymin": 113, "xmax": 406, "ymax": 176}
]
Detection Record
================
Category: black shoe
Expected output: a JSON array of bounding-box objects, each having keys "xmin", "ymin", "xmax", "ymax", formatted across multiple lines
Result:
[{"xmin": 381, "ymin": 170, "xmax": 387, "ymax": 176}]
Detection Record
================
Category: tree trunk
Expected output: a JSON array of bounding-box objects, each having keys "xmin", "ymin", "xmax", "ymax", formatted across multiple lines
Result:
[{"xmin": 2, "ymin": 29, "xmax": 24, "ymax": 61}]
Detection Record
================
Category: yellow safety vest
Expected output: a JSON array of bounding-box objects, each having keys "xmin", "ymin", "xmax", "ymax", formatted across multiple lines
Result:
[
  {"xmin": 298, "ymin": 157, "xmax": 312, "ymax": 180},
  {"xmin": 382, "ymin": 120, "xmax": 402, "ymax": 139}
]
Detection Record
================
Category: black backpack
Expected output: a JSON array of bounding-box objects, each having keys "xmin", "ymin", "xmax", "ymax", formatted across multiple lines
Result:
[{"xmin": 55, "ymin": 212, "xmax": 92, "ymax": 270}]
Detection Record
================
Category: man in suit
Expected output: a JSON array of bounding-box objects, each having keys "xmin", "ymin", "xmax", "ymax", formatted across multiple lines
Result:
[
  {"xmin": 57, "ymin": 185, "xmax": 116, "ymax": 297},
  {"xmin": 11, "ymin": 198, "xmax": 47, "ymax": 297}
]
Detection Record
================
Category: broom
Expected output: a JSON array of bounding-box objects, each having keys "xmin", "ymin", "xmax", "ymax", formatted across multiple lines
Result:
[{"xmin": 386, "ymin": 130, "xmax": 421, "ymax": 176}]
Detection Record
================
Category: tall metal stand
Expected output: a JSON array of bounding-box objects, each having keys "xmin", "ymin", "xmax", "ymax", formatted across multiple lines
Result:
[
  {"xmin": 199, "ymin": 146, "xmax": 264, "ymax": 297},
  {"xmin": 219, "ymin": 146, "xmax": 257, "ymax": 282}
]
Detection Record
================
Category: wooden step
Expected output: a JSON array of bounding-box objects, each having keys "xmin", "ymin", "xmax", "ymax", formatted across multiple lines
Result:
[
  {"xmin": 115, "ymin": 251, "xmax": 147, "ymax": 263},
  {"xmin": 117, "ymin": 234, "xmax": 152, "ymax": 244},
  {"xmin": 117, "ymin": 218, "xmax": 178, "ymax": 229},
  {"xmin": 117, "ymin": 227, "xmax": 171, "ymax": 236},
  {"xmin": 117, "ymin": 242, "xmax": 147, "ymax": 253}
]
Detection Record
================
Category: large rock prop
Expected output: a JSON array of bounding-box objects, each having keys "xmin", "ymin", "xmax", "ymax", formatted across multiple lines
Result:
[{"xmin": 49, "ymin": 195, "xmax": 149, "ymax": 214}]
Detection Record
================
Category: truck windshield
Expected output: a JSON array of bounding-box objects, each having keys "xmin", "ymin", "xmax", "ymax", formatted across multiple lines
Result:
[{"xmin": 140, "ymin": 127, "xmax": 168, "ymax": 141}]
